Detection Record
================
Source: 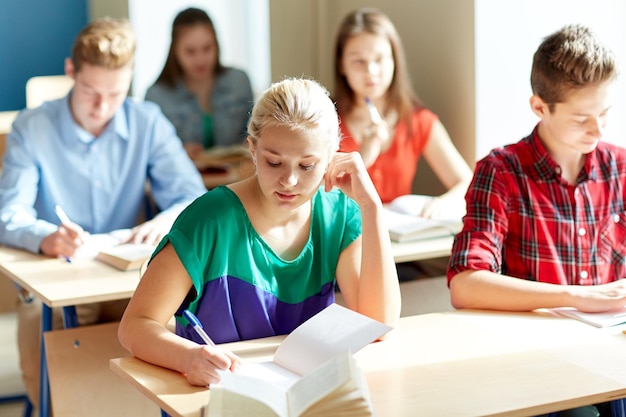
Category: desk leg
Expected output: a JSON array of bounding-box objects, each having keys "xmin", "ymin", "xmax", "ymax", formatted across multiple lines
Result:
[
  {"xmin": 612, "ymin": 399, "xmax": 626, "ymax": 417},
  {"xmin": 39, "ymin": 304, "xmax": 52, "ymax": 417},
  {"xmin": 62, "ymin": 306, "xmax": 78, "ymax": 329}
]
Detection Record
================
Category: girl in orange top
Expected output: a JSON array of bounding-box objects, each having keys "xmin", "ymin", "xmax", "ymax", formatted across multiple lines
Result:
[{"xmin": 334, "ymin": 8, "xmax": 472, "ymax": 217}]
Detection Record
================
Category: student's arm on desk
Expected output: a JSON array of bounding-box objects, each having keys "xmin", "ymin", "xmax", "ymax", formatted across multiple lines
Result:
[
  {"xmin": 420, "ymin": 120, "xmax": 473, "ymax": 219},
  {"xmin": 449, "ymin": 269, "xmax": 626, "ymax": 313},
  {"xmin": 118, "ymin": 244, "xmax": 240, "ymax": 387}
]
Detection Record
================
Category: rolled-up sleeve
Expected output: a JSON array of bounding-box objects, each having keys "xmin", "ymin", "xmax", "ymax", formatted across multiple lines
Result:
[{"xmin": 447, "ymin": 154, "xmax": 509, "ymax": 284}]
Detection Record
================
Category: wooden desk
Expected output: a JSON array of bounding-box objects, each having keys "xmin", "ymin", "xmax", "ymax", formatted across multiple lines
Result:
[
  {"xmin": 0, "ymin": 245, "xmax": 140, "ymax": 417},
  {"xmin": 194, "ymin": 149, "xmax": 255, "ymax": 189},
  {"xmin": 0, "ymin": 246, "xmax": 138, "ymax": 308},
  {"xmin": 111, "ymin": 310, "xmax": 626, "ymax": 417}
]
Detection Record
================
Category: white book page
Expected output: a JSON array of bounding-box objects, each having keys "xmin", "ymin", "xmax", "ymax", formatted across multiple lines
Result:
[
  {"xmin": 383, "ymin": 205, "xmax": 462, "ymax": 242},
  {"xmin": 236, "ymin": 361, "xmax": 301, "ymax": 391},
  {"xmin": 387, "ymin": 194, "xmax": 433, "ymax": 217},
  {"xmin": 551, "ymin": 307, "xmax": 626, "ymax": 328},
  {"xmin": 287, "ymin": 351, "xmax": 355, "ymax": 417},
  {"xmin": 383, "ymin": 209, "xmax": 445, "ymax": 233},
  {"xmin": 73, "ymin": 230, "xmax": 129, "ymax": 259},
  {"xmin": 388, "ymin": 194, "xmax": 464, "ymax": 222},
  {"xmin": 210, "ymin": 371, "xmax": 288, "ymax": 417},
  {"xmin": 273, "ymin": 304, "xmax": 392, "ymax": 376}
]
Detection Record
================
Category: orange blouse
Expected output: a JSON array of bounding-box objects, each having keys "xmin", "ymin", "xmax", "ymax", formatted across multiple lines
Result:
[{"xmin": 339, "ymin": 108, "xmax": 438, "ymax": 203}]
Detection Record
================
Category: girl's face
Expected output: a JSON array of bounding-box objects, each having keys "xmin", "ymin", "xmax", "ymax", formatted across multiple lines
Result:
[
  {"xmin": 341, "ymin": 32, "xmax": 395, "ymax": 102},
  {"xmin": 250, "ymin": 125, "xmax": 332, "ymax": 211},
  {"xmin": 174, "ymin": 24, "xmax": 218, "ymax": 80}
]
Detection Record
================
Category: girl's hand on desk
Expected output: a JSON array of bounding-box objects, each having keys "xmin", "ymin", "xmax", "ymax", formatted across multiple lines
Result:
[
  {"xmin": 568, "ymin": 278, "xmax": 626, "ymax": 313},
  {"xmin": 40, "ymin": 222, "xmax": 87, "ymax": 257},
  {"xmin": 185, "ymin": 346, "xmax": 241, "ymax": 387}
]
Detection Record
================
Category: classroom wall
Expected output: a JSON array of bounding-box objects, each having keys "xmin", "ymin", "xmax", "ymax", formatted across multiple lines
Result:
[
  {"xmin": 0, "ymin": 0, "xmax": 87, "ymax": 111},
  {"xmin": 269, "ymin": 0, "xmax": 475, "ymax": 196},
  {"xmin": 475, "ymin": 0, "xmax": 626, "ymax": 160},
  {"xmin": 89, "ymin": 0, "xmax": 271, "ymax": 100}
]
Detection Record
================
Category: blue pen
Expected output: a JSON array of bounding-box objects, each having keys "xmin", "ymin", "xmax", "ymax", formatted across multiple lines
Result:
[
  {"xmin": 184, "ymin": 309, "xmax": 217, "ymax": 348},
  {"xmin": 365, "ymin": 97, "xmax": 382, "ymax": 124}
]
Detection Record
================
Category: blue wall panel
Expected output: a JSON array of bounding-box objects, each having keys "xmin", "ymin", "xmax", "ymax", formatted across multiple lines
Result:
[{"xmin": 0, "ymin": 0, "xmax": 87, "ymax": 111}]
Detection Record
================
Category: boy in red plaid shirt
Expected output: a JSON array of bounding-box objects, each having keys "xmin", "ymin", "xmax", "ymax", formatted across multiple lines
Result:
[{"xmin": 448, "ymin": 24, "xmax": 626, "ymax": 314}]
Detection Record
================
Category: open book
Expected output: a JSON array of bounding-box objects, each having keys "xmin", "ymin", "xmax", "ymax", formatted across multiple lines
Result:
[
  {"xmin": 95, "ymin": 243, "xmax": 155, "ymax": 271},
  {"xmin": 384, "ymin": 194, "xmax": 462, "ymax": 242},
  {"xmin": 206, "ymin": 304, "xmax": 392, "ymax": 417},
  {"xmin": 550, "ymin": 307, "xmax": 626, "ymax": 328},
  {"xmin": 72, "ymin": 229, "xmax": 155, "ymax": 271}
]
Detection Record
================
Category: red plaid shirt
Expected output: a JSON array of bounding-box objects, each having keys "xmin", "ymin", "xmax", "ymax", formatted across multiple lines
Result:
[{"xmin": 448, "ymin": 127, "xmax": 626, "ymax": 286}]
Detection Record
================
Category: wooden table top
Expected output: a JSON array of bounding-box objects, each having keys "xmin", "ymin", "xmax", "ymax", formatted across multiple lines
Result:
[
  {"xmin": 0, "ymin": 245, "xmax": 138, "ymax": 308},
  {"xmin": 111, "ymin": 309, "xmax": 626, "ymax": 417}
]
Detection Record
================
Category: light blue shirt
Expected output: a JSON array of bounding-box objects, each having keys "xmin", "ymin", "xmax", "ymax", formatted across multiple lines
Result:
[
  {"xmin": 145, "ymin": 67, "xmax": 254, "ymax": 148},
  {"xmin": 0, "ymin": 93, "xmax": 207, "ymax": 253}
]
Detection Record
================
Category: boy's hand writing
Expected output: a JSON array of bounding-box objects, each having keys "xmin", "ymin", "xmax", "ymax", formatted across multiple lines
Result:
[{"xmin": 40, "ymin": 222, "xmax": 87, "ymax": 258}]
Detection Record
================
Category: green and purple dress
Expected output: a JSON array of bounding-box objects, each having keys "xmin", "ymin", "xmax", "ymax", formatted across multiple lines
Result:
[{"xmin": 151, "ymin": 186, "xmax": 362, "ymax": 344}]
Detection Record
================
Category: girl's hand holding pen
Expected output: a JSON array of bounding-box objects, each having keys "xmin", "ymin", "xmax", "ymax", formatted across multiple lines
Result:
[
  {"xmin": 185, "ymin": 343, "xmax": 241, "ymax": 387},
  {"xmin": 361, "ymin": 98, "xmax": 391, "ymax": 167},
  {"xmin": 183, "ymin": 309, "xmax": 241, "ymax": 386}
]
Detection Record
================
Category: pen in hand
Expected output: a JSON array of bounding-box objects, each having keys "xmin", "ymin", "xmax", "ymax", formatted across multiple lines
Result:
[
  {"xmin": 365, "ymin": 97, "xmax": 382, "ymax": 124},
  {"xmin": 184, "ymin": 309, "xmax": 217, "ymax": 348},
  {"xmin": 54, "ymin": 205, "xmax": 72, "ymax": 225},
  {"xmin": 184, "ymin": 309, "xmax": 238, "ymax": 378},
  {"xmin": 53, "ymin": 205, "xmax": 74, "ymax": 263}
]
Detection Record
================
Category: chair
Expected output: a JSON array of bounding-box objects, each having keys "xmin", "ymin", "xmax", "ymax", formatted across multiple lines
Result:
[
  {"xmin": 25, "ymin": 75, "xmax": 74, "ymax": 108},
  {"xmin": 44, "ymin": 321, "xmax": 159, "ymax": 416}
]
